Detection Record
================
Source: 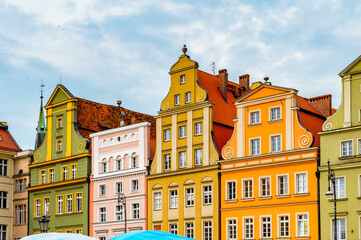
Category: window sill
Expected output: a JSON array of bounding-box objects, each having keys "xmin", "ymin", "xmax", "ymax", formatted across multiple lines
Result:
[
  {"xmin": 328, "ymin": 197, "xmax": 348, "ymax": 202},
  {"xmin": 295, "ymin": 237, "xmax": 311, "ymax": 239},
  {"xmin": 268, "ymin": 119, "xmax": 282, "ymax": 123},
  {"xmin": 294, "ymin": 192, "xmax": 310, "ymax": 197},
  {"xmin": 224, "ymin": 199, "xmax": 238, "ymax": 203},
  {"xmin": 56, "ymin": 212, "xmax": 82, "ymax": 216},
  {"xmin": 56, "ymin": 151, "xmax": 63, "ymax": 154},
  {"xmin": 154, "ymin": 209, "xmax": 161, "ymax": 211},
  {"xmin": 194, "ymin": 134, "xmax": 202, "ymax": 137},
  {"xmin": 339, "ymin": 155, "xmax": 355, "ymax": 160},
  {"xmin": 130, "ymin": 191, "xmax": 140, "ymax": 193},
  {"xmin": 185, "ymin": 205, "xmax": 194, "ymax": 208},
  {"xmin": 203, "ymin": 203, "xmax": 212, "ymax": 206},
  {"xmin": 258, "ymin": 196, "xmax": 272, "ymax": 200},
  {"xmin": 241, "ymin": 197, "xmax": 255, "ymax": 201},
  {"xmin": 276, "ymin": 194, "xmax": 290, "ymax": 198},
  {"xmin": 276, "ymin": 238, "xmax": 291, "ymax": 239},
  {"xmin": 357, "ymin": 196, "xmax": 361, "ymax": 200},
  {"xmin": 56, "ymin": 127, "xmax": 63, "ymax": 130},
  {"xmin": 248, "ymin": 123, "xmax": 261, "ymax": 127}
]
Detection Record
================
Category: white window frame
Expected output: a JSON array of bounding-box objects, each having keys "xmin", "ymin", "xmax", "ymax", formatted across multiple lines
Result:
[
  {"xmin": 296, "ymin": 212, "xmax": 309, "ymax": 237},
  {"xmin": 131, "ymin": 202, "xmax": 140, "ymax": 219},
  {"xmin": 154, "ymin": 192, "xmax": 162, "ymax": 210},
  {"xmin": 334, "ymin": 176, "xmax": 346, "ymax": 199},
  {"xmin": 259, "ymin": 176, "xmax": 271, "ymax": 197},
  {"xmin": 170, "ymin": 190, "xmax": 178, "ymax": 209},
  {"xmin": 341, "ymin": 140, "xmax": 353, "ymax": 157},
  {"xmin": 242, "ymin": 178, "xmax": 253, "ymax": 199},
  {"xmin": 227, "ymin": 218, "xmax": 237, "ymax": 240},
  {"xmin": 358, "ymin": 138, "xmax": 361, "ymax": 155},
  {"xmin": 185, "ymin": 222, "xmax": 194, "ymax": 238},
  {"xmin": 270, "ymin": 106, "xmax": 281, "ymax": 121},
  {"xmin": 116, "ymin": 157, "xmax": 123, "ymax": 171},
  {"xmin": 115, "ymin": 204, "xmax": 124, "ymax": 221},
  {"xmin": 179, "ymin": 125, "xmax": 186, "ymax": 139},
  {"xmin": 99, "ymin": 207, "xmax": 106, "ymax": 223},
  {"xmin": 203, "ymin": 220, "xmax": 212, "ymax": 240},
  {"xmin": 99, "ymin": 184, "xmax": 106, "ymax": 197},
  {"xmin": 180, "ymin": 74, "xmax": 185, "ymax": 84},
  {"xmin": 278, "ymin": 214, "xmax": 290, "ymax": 238},
  {"xmin": 250, "ymin": 137, "xmax": 261, "ymax": 156},
  {"xmin": 175, "ymin": 94, "xmax": 180, "ymax": 106},
  {"xmin": 185, "ymin": 92, "xmax": 191, "ymax": 103},
  {"xmin": 270, "ymin": 134, "xmax": 281, "ymax": 153},
  {"xmin": 185, "ymin": 188, "xmax": 194, "ymax": 207},
  {"xmin": 249, "ymin": 110, "xmax": 261, "ymax": 125},
  {"xmin": 260, "ymin": 215, "xmax": 272, "ymax": 239},
  {"xmin": 195, "ymin": 148, "xmax": 202, "ymax": 166},
  {"xmin": 131, "ymin": 179, "xmax": 139, "ymax": 192},
  {"xmin": 295, "ymin": 172, "xmax": 308, "ymax": 194},
  {"xmin": 170, "ymin": 224, "xmax": 178, "ymax": 235},
  {"xmin": 195, "ymin": 122, "xmax": 202, "ymax": 136},
  {"xmin": 164, "ymin": 154, "xmax": 171, "ymax": 171},
  {"xmin": 359, "ymin": 174, "xmax": 361, "ymax": 198},
  {"xmin": 164, "ymin": 129, "xmax": 171, "ymax": 142},
  {"xmin": 115, "ymin": 181, "xmax": 123, "ymax": 195},
  {"xmin": 243, "ymin": 216, "xmax": 254, "ymax": 240},
  {"xmin": 277, "ymin": 174, "xmax": 289, "ymax": 196},
  {"xmin": 49, "ymin": 169, "xmax": 54, "ymax": 183},
  {"xmin": 226, "ymin": 180, "xmax": 237, "ymax": 201},
  {"xmin": 57, "ymin": 196, "xmax": 63, "ymax": 215},
  {"xmin": 331, "ymin": 217, "xmax": 346, "ymax": 240},
  {"xmin": 203, "ymin": 185, "xmax": 212, "ymax": 205},
  {"xmin": 179, "ymin": 151, "xmax": 186, "ymax": 168}
]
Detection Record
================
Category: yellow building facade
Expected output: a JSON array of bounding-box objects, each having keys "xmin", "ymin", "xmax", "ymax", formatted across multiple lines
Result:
[{"xmin": 147, "ymin": 46, "xmax": 246, "ymax": 240}]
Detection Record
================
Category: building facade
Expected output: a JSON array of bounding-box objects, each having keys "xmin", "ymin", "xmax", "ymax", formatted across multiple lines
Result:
[
  {"xmin": 0, "ymin": 122, "xmax": 21, "ymax": 240},
  {"xmin": 220, "ymin": 82, "xmax": 331, "ymax": 239},
  {"xmin": 319, "ymin": 55, "xmax": 361, "ymax": 240},
  {"xmin": 13, "ymin": 150, "xmax": 32, "ymax": 240},
  {"xmin": 147, "ymin": 46, "xmax": 248, "ymax": 240},
  {"xmin": 89, "ymin": 122, "xmax": 153, "ymax": 239}
]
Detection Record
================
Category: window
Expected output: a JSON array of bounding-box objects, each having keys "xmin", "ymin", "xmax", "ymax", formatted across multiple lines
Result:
[
  {"xmin": 99, "ymin": 185, "xmax": 106, "ymax": 196},
  {"xmin": 179, "ymin": 126, "xmax": 186, "ymax": 139},
  {"xmin": 271, "ymin": 107, "xmax": 281, "ymax": 121},
  {"xmin": 179, "ymin": 151, "xmax": 186, "ymax": 168},
  {"xmin": 131, "ymin": 156, "xmax": 137, "ymax": 168},
  {"xmin": 260, "ymin": 177, "xmax": 271, "ymax": 197},
  {"xmin": 49, "ymin": 169, "xmax": 55, "ymax": 183},
  {"xmin": 56, "ymin": 140, "xmax": 62, "ymax": 152},
  {"xmin": 57, "ymin": 196, "xmax": 63, "ymax": 215},
  {"xmin": 186, "ymin": 188, "xmax": 194, "ymax": 206},
  {"xmin": 243, "ymin": 179, "xmax": 253, "ymax": 199},
  {"xmin": 164, "ymin": 154, "xmax": 171, "ymax": 171},
  {"xmin": 175, "ymin": 94, "xmax": 180, "ymax": 106},
  {"xmin": 279, "ymin": 215, "xmax": 289, "ymax": 237},
  {"xmin": 0, "ymin": 225, "xmax": 6, "ymax": 240},
  {"xmin": 154, "ymin": 192, "xmax": 162, "ymax": 210},
  {"xmin": 359, "ymin": 139, "xmax": 361, "ymax": 155},
  {"xmin": 170, "ymin": 224, "xmax": 178, "ymax": 235},
  {"xmin": 75, "ymin": 229, "xmax": 82, "ymax": 234},
  {"xmin": 244, "ymin": 218, "xmax": 254, "ymax": 239},
  {"xmin": 71, "ymin": 165, "xmax": 76, "ymax": 179},
  {"xmin": 186, "ymin": 223, "xmax": 194, "ymax": 238},
  {"xmin": 180, "ymin": 75, "xmax": 185, "ymax": 84},
  {"xmin": 116, "ymin": 205, "xmax": 124, "ymax": 221},
  {"xmin": 57, "ymin": 117, "xmax": 63, "ymax": 128},
  {"xmin": 17, "ymin": 179, "xmax": 25, "ymax": 192},
  {"xmin": 278, "ymin": 175, "xmax": 288, "ymax": 195},
  {"xmin": 0, "ymin": 192, "xmax": 7, "ymax": 208},
  {"xmin": 251, "ymin": 139, "xmax": 260, "ymax": 155},
  {"xmin": 131, "ymin": 179, "xmax": 139, "ymax": 192},
  {"xmin": 132, "ymin": 203, "xmax": 140, "ymax": 219},
  {"xmin": 185, "ymin": 92, "xmax": 191, "ymax": 103},
  {"xmin": 195, "ymin": 122, "xmax": 202, "ymax": 136},
  {"xmin": 65, "ymin": 230, "xmax": 72, "ymax": 233},
  {"xmin": 62, "ymin": 166, "xmax": 68, "ymax": 181},
  {"xmin": 115, "ymin": 182, "xmax": 123, "ymax": 194},
  {"xmin": 170, "ymin": 190, "xmax": 177, "ymax": 209},
  {"xmin": 341, "ymin": 140, "xmax": 353, "ymax": 156},
  {"xmin": 0, "ymin": 159, "xmax": 7, "ymax": 176},
  {"xmin": 99, "ymin": 237, "xmax": 106, "ymax": 240},
  {"xmin": 41, "ymin": 170, "xmax": 46, "ymax": 184},
  {"xmin": 204, "ymin": 186, "xmax": 212, "ymax": 205},
  {"xmin": 250, "ymin": 111, "xmax": 260, "ymax": 124},
  {"xmin": 271, "ymin": 135, "xmax": 281, "ymax": 153},
  {"xmin": 102, "ymin": 162, "xmax": 107, "ymax": 173},
  {"xmin": 195, "ymin": 149, "xmax": 202, "ymax": 166},
  {"xmin": 296, "ymin": 173, "xmax": 307, "ymax": 194},
  {"xmin": 15, "ymin": 205, "xmax": 26, "ymax": 225},
  {"xmin": 76, "ymin": 193, "xmax": 82, "ymax": 212},
  {"xmin": 335, "ymin": 177, "xmax": 345, "ymax": 198},
  {"xmin": 261, "ymin": 217, "xmax": 271, "ymax": 238},
  {"xmin": 227, "ymin": 181, "xmax": 236, "ymax": 200},
  {"xmin": 297, "ymin": 214, "xmax": 309, "ymax": 237},
  {"xmin": 116, "ymin": 158, "xmax": 123, "ymax": 170},
  {"xmin": 228, "ymin": 220, "xmax": 237, "ymax": 240},
  {"xmin": 35, "ymin": 199, "xmax": 41, "ymax": 217},
  {"xmin": 66, "ymin": 194, "xmax": 72, "ymax": 213},
  {"xmin": 332, "ymin": 218, "xmax": 346, "ymax": 240},
  {"xmin": 204, "ymin": 221, "xmax": 212, "ymax": 240},
  {"xmin": 99, "ymin": 207, "xmax": 106, "ymax": 222},
  {"xmin": 164, "ymin": 129, "xmax": 171, "ymax": 142},
  {"xmin": 44, "ymin": 197, "xmax": 50, "ymax": 216}
]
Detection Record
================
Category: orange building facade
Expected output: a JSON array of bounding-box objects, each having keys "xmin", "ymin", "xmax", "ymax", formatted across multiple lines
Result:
[{"xmin": 220, "ymin": 82, "xmax": 330, "ymax": 240}]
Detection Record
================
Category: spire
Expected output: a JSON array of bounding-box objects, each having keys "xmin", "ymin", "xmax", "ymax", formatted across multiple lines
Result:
[{"xmin": 35, "ymin": 80, "xmax": 46, "ymax": 150}]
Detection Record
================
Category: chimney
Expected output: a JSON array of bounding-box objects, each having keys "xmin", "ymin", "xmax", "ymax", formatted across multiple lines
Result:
[
  {"xmin": 308, "ymin": 94, "xmax": 332, "ymax": 117},
  {"xmin": 218, "ymin": 69, "xmax": 228, "ymax": 102},
  {"xmin": 238, "ymin": 74, "xmax": 250, "ymax": 97}
]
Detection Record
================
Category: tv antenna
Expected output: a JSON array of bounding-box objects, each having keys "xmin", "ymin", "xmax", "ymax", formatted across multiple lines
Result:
[{"xmin": 209, "ymin": 62, "xmax": 216, "ymax": 75}]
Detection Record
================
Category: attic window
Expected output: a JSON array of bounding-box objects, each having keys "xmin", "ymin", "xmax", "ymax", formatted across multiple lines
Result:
[{"xmin": 180, "ymin": 75, "xmax": 185, "ymax": 84}]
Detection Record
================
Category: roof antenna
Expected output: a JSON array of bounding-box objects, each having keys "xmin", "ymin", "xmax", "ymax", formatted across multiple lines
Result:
[
  {"xmin": 209, "ymin": 62, "xmax": 216, "ymax": 75},
  {"xmin": 40, "ymin": 79, "xmax": 45, "ymax": 99},
  {"xmin": 59, "ymin": 77, "xmax": 62, "ymax": 84}
]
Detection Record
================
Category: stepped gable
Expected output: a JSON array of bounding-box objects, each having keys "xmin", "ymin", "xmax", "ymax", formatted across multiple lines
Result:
[
  {"xmin": 0, "ymin": 122, "xmax": 21, "ymax": 152},
  {"xmin": 76, "ymin": 98, "xmax": 156, "ymax": 144}
]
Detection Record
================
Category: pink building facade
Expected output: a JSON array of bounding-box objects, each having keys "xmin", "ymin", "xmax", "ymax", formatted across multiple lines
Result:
[{"xmin": 89, "ymin": 122, "xmax": 151, "ymax": 240}]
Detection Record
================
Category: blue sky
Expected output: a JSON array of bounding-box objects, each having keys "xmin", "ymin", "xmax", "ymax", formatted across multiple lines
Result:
[{"xmin": 1, "ymin": 0, "xmax": 361, "ymax": 150}]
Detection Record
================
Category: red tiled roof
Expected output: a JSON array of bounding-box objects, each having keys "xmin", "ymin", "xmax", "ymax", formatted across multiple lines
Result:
[
  {"xmin": 296, "ymin": 96, "xmax": 325, "ymax": 118},
  {"xmin": 0, "ymin": 124, "xmax": 21, "ymax": 152},
  {"xmin": 76, "ymin": 98, "xmax": 156, "ymax": 145}
]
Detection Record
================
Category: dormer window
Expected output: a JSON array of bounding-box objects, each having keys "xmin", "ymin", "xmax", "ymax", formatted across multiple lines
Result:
[
  {"xmin": 175, "ymin": 95, "xmax": 180, "ymax": 106},
  {"xmin": 180, "ymin": 75, "xmax": 185, "ymax": 84},
  {"xmin": 185, "ymin": 92, "xmax": 191, "ymax": 103},
  {"xmin": 57, "ymin": 117, "xmax": 63, "ymax": 129}
]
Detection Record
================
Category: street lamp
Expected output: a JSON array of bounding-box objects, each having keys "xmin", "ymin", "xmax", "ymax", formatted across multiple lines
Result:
[
  {"xmin": 38, "ymin": 215, "xmax": 50, "ymax": 233},
  {"xmin": 118, "ymin": 192, "xmax": 127, "ymax": 233},
  {"xmin": 325, "ymin": 160, "xmax": 337, "ymax": 240}
]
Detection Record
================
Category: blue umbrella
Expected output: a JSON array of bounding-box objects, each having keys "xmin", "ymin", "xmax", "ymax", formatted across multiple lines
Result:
[
  {"xmin": 109, "ymin": 231, "xmax": 194, "ymax": 240},
  {"xmin": 21, "ymin": 233, "xmax": 97, "ymax": 240}
]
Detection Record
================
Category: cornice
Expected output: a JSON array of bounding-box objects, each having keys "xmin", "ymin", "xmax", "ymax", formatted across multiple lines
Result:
[
  {"xmin": 147, "ymin": 164, "xmax": 219, "ymax": 179},
  {"xmin": 92, "ymin": 170, "xmax": 146, "ymax": 182},
  {"xmin": 319, "ymin": 124, "xmax": 361, "ymax": 135},
  {"xmin": 27, "ymin": 177, "xmax": 87, "ymax": 191},
  {"xmin": 29, "ymin": 153, "xmax": 91, "ymax": 168},
  {"xmin": 156, "ymin": 102, "xmax": 214, "ymax": 118}
]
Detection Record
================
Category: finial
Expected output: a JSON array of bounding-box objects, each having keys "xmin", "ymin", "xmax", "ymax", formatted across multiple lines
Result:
[
  {"xmin": 264, "ymin": 77, "xmax": 269, "ymax": 82},
  {"xmin": 40, "ymin": 79, "xmax": 45, "ymax": 99},
  {"xmin": 182, "ymin": 44, "xmax": 187, "ymax": 54},
  {"xmin": 117, "ymin": 100, "xmax": 122, "ymax": 107}
]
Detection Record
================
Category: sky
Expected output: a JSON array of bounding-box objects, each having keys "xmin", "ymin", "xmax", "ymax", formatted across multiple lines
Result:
[{"xmin": 1, "ymin": 0, "xmax": 361, "ymax": 150}]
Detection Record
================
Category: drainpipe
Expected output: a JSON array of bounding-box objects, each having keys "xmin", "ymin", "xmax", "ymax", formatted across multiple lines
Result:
[{"xmin": 316, "ymin": 156, "xmax": 321, "ymax": 240}]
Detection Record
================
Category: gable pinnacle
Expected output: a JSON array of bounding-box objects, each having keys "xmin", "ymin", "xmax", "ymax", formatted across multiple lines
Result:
[{"xmin": 182, "ymin": 44, "xmax": 187, "ymax": 54}]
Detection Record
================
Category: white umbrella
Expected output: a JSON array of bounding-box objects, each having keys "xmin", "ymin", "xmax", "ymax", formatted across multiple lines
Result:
[{"xmin": 21, "ymin": 233, "xmax": 97, "ymax": 240}]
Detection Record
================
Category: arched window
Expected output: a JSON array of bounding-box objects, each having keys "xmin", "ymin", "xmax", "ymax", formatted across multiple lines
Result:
[
  {"xmin": 116, "ymin": 156, "xmax": 123, "ymax": 171},
  {"xmin": 131, "ymin": 153, "xmax": 137, "ymax": 168}
]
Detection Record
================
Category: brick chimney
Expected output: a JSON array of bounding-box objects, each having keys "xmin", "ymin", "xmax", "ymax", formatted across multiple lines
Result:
[
  {"xmin": 218, "ymin": 69, "xmax": 228, "ymax": 102},
  {"xmin": 238, "ymin": 74, "xmax": 250, "ymax": 97},
  {"xmin": 308, "ymin": 94, "xmax": 332, "ymax": 117}
]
